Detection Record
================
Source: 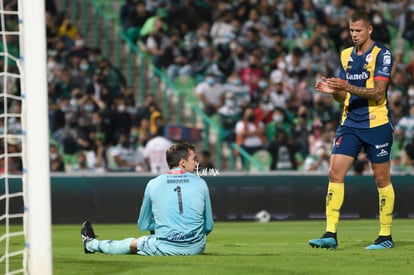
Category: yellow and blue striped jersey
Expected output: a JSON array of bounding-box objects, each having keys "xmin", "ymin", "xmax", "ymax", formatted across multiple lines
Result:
[{"xmin": 338, "ymin": 42, "xmax": 393, "ymax": 128}]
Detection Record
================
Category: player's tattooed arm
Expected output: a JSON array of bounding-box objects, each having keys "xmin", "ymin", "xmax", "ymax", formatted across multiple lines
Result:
[
  {"xmin": 345, "ymin": 79, "xmax": 387, "ymax": 102},
  {"xmin": 332, "ymin": 90, "xmax": 346, "ymax": 103}
]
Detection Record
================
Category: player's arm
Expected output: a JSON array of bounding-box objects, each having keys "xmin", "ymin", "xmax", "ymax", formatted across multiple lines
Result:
[
  {"xmin": 203, "ymin": 184, "xmax": 214, "ymax": 235},
  {"xmin": 327, "ymin": 78, "xmax": 387, "ymax": 102},
  {"xmin": 137, "ymin": 187, "xmax": 155, "ymax": 232}
]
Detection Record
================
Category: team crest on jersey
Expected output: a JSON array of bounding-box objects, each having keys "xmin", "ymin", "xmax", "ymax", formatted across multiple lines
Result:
[{"xmin": 365, "ymin": 53, "xmax": 373, "ymax": 63}]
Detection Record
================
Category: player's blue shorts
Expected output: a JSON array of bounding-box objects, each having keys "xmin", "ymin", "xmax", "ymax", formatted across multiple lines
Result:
[
  {"xmin": 332, "ymin": 123, "xmax": 393, "ymax": 163},
  {"xmin": 136, "ymin": 235, "xmax": 206, "ymax": 256}
]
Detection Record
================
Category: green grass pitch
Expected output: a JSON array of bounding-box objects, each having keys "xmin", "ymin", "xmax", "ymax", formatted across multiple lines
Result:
[
  {"xmin": 54, "ymin": 219, "xmax": 413, "ymax": 275},
  {"xmin": 2, "ymin": 219, "xmax": 414, "ymax": 274}
]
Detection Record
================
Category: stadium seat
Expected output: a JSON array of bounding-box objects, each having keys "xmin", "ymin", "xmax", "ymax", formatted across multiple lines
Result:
[
  {"xmin": 249, "ymin": 150, "xmax": 272, "ymax": 172},
  {"xmin": 173, "ymin": 75, "xmax": 198, "ymax": 105},
  {"xmin": 62, "ymin": 153, "xmax": 78, "ymax": 172}
]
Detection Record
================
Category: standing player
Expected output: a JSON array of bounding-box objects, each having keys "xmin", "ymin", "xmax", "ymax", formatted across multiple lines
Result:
[
  {"xmin": 81, "ymin": 143, "xmax": 214, "ymax": 255},
  {"xmin": 309, "ymin": 11, "xmax": 395, "ymax": 250}
]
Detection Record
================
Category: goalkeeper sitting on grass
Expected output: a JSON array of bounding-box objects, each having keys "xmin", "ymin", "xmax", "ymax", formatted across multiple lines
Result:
[{"xmin": 81, "ymin": 143, "xmax": 214, "ymax": 255}]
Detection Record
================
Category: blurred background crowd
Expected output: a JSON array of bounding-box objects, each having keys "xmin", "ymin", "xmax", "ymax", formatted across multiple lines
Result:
[{"xmin": 1, "ymin": 0, "xmax": 414, "ymax": 174}]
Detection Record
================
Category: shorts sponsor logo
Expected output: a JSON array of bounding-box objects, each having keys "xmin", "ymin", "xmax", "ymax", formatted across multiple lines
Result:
[
  {"xmin": 377, "ymin": 149, "xmax": 389, "ymax": 157},
  {"xmin": 375, "ymin": 142, "xmax": 389, "ymax": 149}
]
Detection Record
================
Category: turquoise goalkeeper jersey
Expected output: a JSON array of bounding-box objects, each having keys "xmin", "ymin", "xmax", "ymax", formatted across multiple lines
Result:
[{"xmin": 137, "ymin": 168, "xmax": 214, "ymax": 246}]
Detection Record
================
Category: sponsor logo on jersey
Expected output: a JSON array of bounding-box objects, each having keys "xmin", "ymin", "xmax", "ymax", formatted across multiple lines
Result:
[{"xmin": 346, "ymin": 72, "xmax": 369, "ymax": 80}]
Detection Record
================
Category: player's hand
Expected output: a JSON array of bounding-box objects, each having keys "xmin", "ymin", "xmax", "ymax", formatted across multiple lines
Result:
[
  {"xmin": 325, "ymin": 77, "xmax": 347, "ymax": 92},
  {"xmin": 315, "ymin": 76, "xmax": 335, "ymax": 94}
]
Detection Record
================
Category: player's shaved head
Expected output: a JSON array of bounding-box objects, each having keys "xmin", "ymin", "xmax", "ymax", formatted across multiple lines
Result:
[{"xmin": 350, "ymin": 11, "xmax": 372, "ymax": 26}]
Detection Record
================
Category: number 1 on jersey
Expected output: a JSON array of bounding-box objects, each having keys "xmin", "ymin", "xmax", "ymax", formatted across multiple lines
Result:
[{"xmin": 174, "ymin": 186, "xmax": 183, "ymax": 214}]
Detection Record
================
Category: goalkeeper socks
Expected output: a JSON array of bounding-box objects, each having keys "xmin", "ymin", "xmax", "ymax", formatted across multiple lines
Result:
[
  {"xmin": 87, "ymin": 238, "xmax": 135, "ymax": 254},
  {"xmin": 325, "ymin": 182, "xmax": 344, "ymax": 233},
  {"xmin": 378, "ymin": 184, "xmax": 395, "ymax": 236}
]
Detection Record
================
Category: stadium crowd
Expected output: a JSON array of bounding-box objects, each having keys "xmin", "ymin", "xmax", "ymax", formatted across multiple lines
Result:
[{"xmin": 1, "ymin": 0, "xmax": 414, "ymax": 174}]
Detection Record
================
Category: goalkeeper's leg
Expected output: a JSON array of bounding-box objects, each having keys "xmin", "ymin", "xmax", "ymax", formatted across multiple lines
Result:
[{"xmin": 81, "ymin": 221, "xmax": 136, "ymax": 254}]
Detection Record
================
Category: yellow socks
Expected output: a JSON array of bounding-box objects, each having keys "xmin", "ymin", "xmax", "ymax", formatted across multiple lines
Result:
[
  {"xmin": 325, "ymin": 182, "xmax": 344, "ymax": 233},
  {"xmin": 378, "ymin": 184, "xmax": 395, "ymax": 236}
]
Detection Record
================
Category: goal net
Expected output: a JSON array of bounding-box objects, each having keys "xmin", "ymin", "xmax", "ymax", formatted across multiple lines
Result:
[{"xmin": 1, "ymin": 1, "xmax": 52, "ymax": 274}]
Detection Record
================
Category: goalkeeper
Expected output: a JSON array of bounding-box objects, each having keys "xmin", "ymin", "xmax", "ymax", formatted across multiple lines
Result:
[{"xmin": 81, "ymin": 143, "xmax": 214, "ymax": 255}]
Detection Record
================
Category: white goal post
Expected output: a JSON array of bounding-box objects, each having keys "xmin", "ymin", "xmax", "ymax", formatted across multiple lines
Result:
[
  {"xmin": 0, "ymin": 0, "xmax": 52, "ymax": 274},
  {"xmin": 21, "ymin": 0, "xmax": 52, "ymax": 274}
]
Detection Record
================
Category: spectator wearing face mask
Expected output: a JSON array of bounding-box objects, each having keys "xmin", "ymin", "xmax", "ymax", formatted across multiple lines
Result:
[
  {"xmin": 267, "ymin": 128, "xmax": 300, "ymax": 171},
  {"xmin": 292, "ymin": 104, "xmax": 312, "ymax": 158},
  {"xmin": 302, "ymin": 144, "xmax": 330, "ymax": 172},
  {"xmin": 371, "ymin": 11, "xmax": 391, "ymax": 46},
  {"xmin": 107, "ymin": 133, "xmax": 139, "ymax": 172},
  {"xmin": 218, "ymin": 92, "xmax": 243, "ymax": 142},
  {"xmin": 265, "ymin": 107, "xmax": 293, "ymax": 143},
  {"xmin": 49, "ymin": 143, "xmax": 65, "ymax": 172},
  {"xmin": 235, "ymin": 107, "xmax": 266, "ymax": 169},
  {"xmin": 223, "ymin": 72, "xmax": 250, "ymax": 108},
  {"xmin": 231, "ymin": 43, "xmax": 249, "ymax": 72},
  {"xmin": 53, "ymin": 114, "xmax": 90, "ymax": 156},
  {"xmin": 253, "ymin": 78, "xmax": 277, "ymax": 125},
  {"xmin": 269, "ymin": 70, "xmax": 290, "ymax": 109},
  {"xmin": 251, "ymin": 75, "xmax": 270, "ymax": 106},
  {"xmin": 238, "ymin": 55, "xmax": 266, "ymax": 95},
  {"xmin": 194, "ymin": 73, "xmax": 226, "ymax": 116},
  {"xmin": 51, "ymin": 97, "xmax": 71, "ymax": 134},
  {"xmin": 210, "ymin": 9, "xmax": 235, "ymax": 47},
  {"xmin": 113, "ymin": 97, "xmax": 133, "ymax": 140}
]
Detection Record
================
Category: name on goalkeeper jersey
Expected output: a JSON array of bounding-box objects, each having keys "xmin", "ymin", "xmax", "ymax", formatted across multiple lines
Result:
[{"xmin": 167, "ymin": 179, "xmax": 189, "ymax": 184}]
